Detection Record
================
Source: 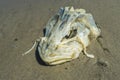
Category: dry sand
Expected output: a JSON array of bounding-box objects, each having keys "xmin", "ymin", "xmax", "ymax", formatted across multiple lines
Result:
[{"xmin": 0, "ymin": 0, "xmax": 120, "ymax": 80}]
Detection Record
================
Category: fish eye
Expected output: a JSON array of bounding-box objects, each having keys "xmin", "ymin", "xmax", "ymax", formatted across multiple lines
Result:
[{"xmin": 65, "ymin": 29, "xmax": 77, "ymax": 39}]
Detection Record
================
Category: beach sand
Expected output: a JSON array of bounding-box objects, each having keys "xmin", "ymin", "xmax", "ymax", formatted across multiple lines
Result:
[{"xmin": 0, "ymin": 0, "xmax": 120, "ymax": 80}]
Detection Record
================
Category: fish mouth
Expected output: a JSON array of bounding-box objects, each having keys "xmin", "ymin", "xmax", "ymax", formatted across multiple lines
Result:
[{"xmin": 45, "ymin": 58, "xmax": 72, "ymax": 65}]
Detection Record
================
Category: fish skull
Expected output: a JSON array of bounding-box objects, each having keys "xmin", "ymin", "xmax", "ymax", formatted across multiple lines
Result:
[{"xmin": 38, "ymin": 7, "xmax": 101, "ymax": 65}]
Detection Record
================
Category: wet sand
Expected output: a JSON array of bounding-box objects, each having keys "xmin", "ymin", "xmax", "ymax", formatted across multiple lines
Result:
[{"xmin": 0, "ymin": 0, "xmax": 120, "ymax": 80}]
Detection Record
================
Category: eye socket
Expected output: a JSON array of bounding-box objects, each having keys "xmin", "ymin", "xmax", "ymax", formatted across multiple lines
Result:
[{"xmin": 65, "ymin": 29, "xmax": 77, "ymax": 39}]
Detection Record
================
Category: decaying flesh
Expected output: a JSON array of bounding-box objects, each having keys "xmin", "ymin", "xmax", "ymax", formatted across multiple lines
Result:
[{"xmin": 38, "ymin": 7, "xmax": 101, "ymax": 65}]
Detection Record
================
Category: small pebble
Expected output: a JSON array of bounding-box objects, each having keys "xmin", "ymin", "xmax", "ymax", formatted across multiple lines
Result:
[
  {"xmin": 65, "ymin": 67, "xmax": 68, "ymax": 70},
  {"xmin": 97, "ymin": 58, "xmax": 109, "ymax": 67},
  {"xmin": 14, "ymin": 38, "xmax": 18, "ymax": 41}
]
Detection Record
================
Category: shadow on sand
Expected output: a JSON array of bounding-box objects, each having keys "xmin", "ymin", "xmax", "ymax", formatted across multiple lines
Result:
[{"xmin": 35, "ymin": 43, "xmax": 48, "ymax": 66}]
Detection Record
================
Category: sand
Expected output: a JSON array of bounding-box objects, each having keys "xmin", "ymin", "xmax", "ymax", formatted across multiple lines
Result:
[{"xmin": 0, "ymin": 0, "xmax": 120, "ymax": 80}]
